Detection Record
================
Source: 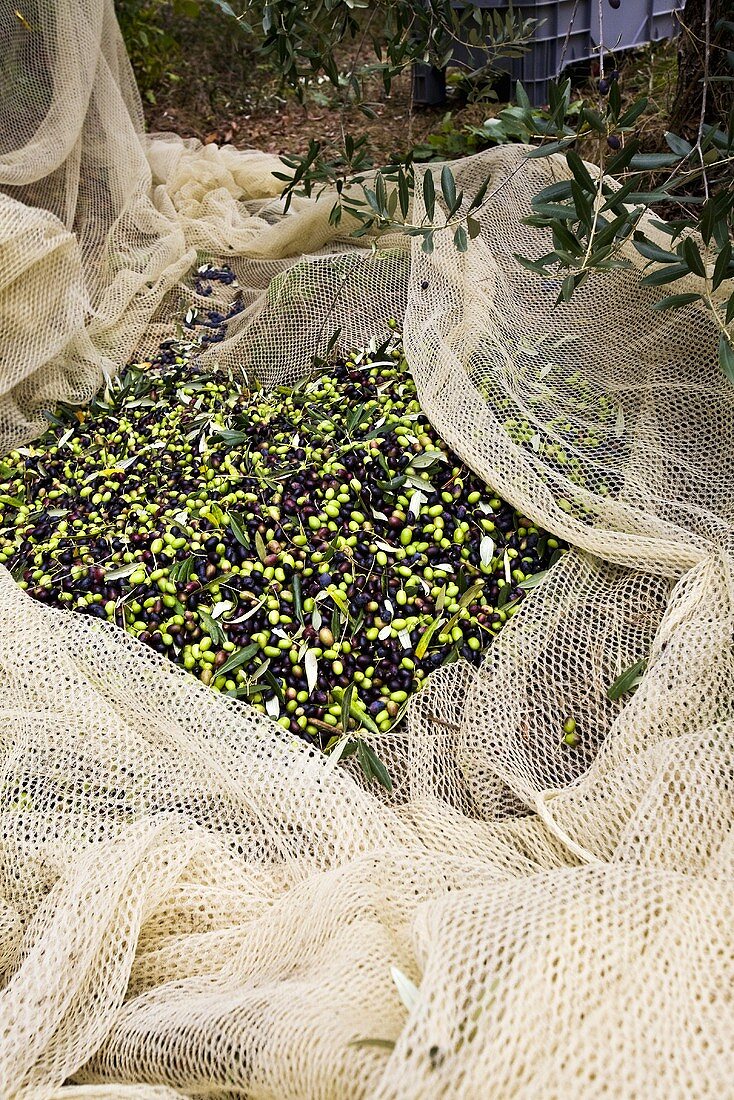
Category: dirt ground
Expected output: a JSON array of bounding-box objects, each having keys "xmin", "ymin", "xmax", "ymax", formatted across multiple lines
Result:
[{"xmin": 145, "ymin": 65, "xmax": 492, "ymax": 162}]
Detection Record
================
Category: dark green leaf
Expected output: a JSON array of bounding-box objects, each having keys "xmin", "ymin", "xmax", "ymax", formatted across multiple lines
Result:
[
  {"xmin": 534, "ymin": 180, "xmax": 573, "ymax": 204},
  {"xmin": 528, "ymin": 202, "xmax": 578, "ymax": 220},
  {"xmin": 641, "ymin": 263, "xmax": 690, "ymax": 286},
  {"xmin": 526, "ymin": 138, "xmax": 575, "ymax": 158},
  {"xmin": 608, "ymin": 79, "xmax": 621, "ymax": 119},
  {"xmin": 515, "ymin": 80, "xmax": 531, "ymax": 110},
  {"xmin": 551, "ymin": 222, "xmax": 583, "ymax": 256},
  {"xmin": 633, "ymin": 236, "xmax": 680, "ymax": 264},
  {"xmin": 217, "ymin": 642, "xmax": 260, "ymax": 679},
  {"xmin": 720, "ymin": 334, "xmax": 734, "ymax": 381},
  {"xmin": 363, "ymin": 186, "xmax": 384, "ymax": 219},
  {"xmin": 497, "ymin": 583, "xmax": 512, "ymax": 608},
  {"xmin": 617, "ymin": 97, "xmax": 649, "ymax": 127},
  {"xmin": 628, "ymin": 192, "xmax": 705, "ymax": 205},
  {"xmin": 441, "ymin": 165, "xmax": 457, "ymax": 211},
  {"xmin": 422, "ymin": 170, "xmax": 435, "ymax": 221},
  {"xmin": 581, "ymin": 106, "xmax": 606, "ymax": 134},
  {"xmin": 699, "ymin": 201, "xmax": 717, "ymax": 246},
  {"xmin": 591, "ymin": 213, "xmax": 633, "ymax": 252},
  {"xmin": 468, "ymin": 171, "xmax": 492, "ymax": 212},
  {"xmin": 712, "ymin": 241, "xmax": 732, "ymax": 290},
  {"xmin": 571, "ymin": 180, "xmax": 593, "ymax": 231},
  {"xmin": 600, "ymin": 175, "xmax": 645, "ymax": 213},
  {"xmin": 513, "ymin": 253, "xmax": 553, "ymax": 276},
  {"xmin": 375, "ymin": 172, "xmax": 388, "ymax": 215},
  {"xmin": 325, "ymin": 326, "xmax": 342, "ymax": 356},
  {"xmin": 216, "ymin": 429, "xmax": 248, "ymax": 446},
  {"xmin": 713, "ymin": 216, "xmax": 731, "ymax": 250},
  {"xmin": 261, "ymin": 670, "xmax": 284, "ymax": 707},
  {"xmin": 681, "ymin": 237, "xmax": 706, "ymax": 278},
  {"xmin": 607, "ymin": 658, "xmax": 647, "ymax": 701},
  {"xmin": 650, "ymin": 293, "xmax": 702, "ymax": 311},
  {"xmin": 292, "ymin": 573, "xmax": 303, "ymax": 623},
  {"xmin": 398, "ymin": 170, "xmax": 410, "ymax": 220},
  {"xmin": 605, "ymin": 140, "xmax": 639, "ymax": 174},
  {"xmin": 228, "ymin": 513, "xmax": 250, "ymax": 548},
  {"xmin": 629, "ymin": 153, "xmax": 681, "ymax": 170},
  {"xmin": 558, "ymin": 273, "xmax": 579, "ymax": 302},
  {"xmin": 357, "ymin": 740, "xmax": 393, "ymax": 792},
  {"xmin": 566, "ymin": 149, "xmax": 596, "ymax": 194},
  {"xmin": 169, "ymin": 555, "xmax": 195, "ymax": 583}
]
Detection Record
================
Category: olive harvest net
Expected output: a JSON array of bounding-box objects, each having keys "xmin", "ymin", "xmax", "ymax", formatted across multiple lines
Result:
[{"xmin": 1, "ymin": 2, "xmax": 732, "ymax": 1096}]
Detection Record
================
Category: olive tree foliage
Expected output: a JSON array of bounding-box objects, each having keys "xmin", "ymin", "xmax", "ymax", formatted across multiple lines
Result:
[
  {"xmin": 226, "ymin": 0, "xmax": 537, "ymax": 256},
  {"xmin": 120, "ymin": 0, "xmax": 734, "ymax": 373},
  {"xmin": 512, "ymin": 0, "xmax": 734, "ymax": 375}
]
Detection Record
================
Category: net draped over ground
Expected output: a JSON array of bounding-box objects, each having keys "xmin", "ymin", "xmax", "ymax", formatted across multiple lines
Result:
[{"xmin": 0, "ymin": 2, "xmax": 732, "ymax": 1097}]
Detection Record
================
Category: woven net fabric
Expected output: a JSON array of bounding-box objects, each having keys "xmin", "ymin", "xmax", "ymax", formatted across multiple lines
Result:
[{"xmin": 1, "ymin": 1, "xmax": 732, "ymax": 1096}]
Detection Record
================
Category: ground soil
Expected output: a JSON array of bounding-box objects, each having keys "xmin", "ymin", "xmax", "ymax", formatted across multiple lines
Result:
[{"xmin": 144, "ymin": 64, "xmax": 491, "ymax": 162}]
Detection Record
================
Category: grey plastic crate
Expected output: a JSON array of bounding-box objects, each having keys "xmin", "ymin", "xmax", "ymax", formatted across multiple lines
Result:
[
  {"xmin": 413, "ymin": 0, "xmax": 685, "ymax": 106},
  {"xmin": 412, "ymin": 63, "xmax": 448, "ymax": 106}
]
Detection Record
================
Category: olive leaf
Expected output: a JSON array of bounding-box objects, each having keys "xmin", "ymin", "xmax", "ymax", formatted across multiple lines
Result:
[
  {"xmin": 415, "ymin": 616, "xmax": 445, "ymax": 660},
  {"xmin": 228, "ymin": 512, "xmax": 250, "ymax": 548},
  {"xmin": 607, "ymin": 657, "xmax": 648, "ymax": 702},
  {"xmin": 719, "ymin": 335, "xmax": 734, "ymax": 382},
  {"xmin": 216, "ymin": 641, "xmax": 260, "ymax": 679},
  {"xmin": 104, "ymin": 562, "xmax": 138, "ymax": 581},
  {"xmin": 422, "ymin": 169, "xmax": 436, "ymax": 221},
  {"xmin": 356, "ymin": 740, "xmax": 393, "ymax": 791},
  {"xmin": 441, "ymin": 165, "xmax": 456, "ymax": 211},
  {"xmin": 341, "ymin": 682, "xmax": 356, "ymax": 734},
  {"xmin": 169, "ymin": 555, "xmax": 196, "ymax": 583},
  {"xmin": 480, "ymin": 536, "xmax": 495, "ymax": 567},
  {"xmin": 255, "ymin": 530, "xmax": 268, "ymax": 563},
  {"xmin": 198, "ymin": 608, "xmax": 227, "ymax": 648},
  {"xmin": 292, "ymin": 573, "xmax": 303, "ymax": 622},
  {"xmin": 651, "ymin": 293, "xmax": 702, "ymax": 311}
]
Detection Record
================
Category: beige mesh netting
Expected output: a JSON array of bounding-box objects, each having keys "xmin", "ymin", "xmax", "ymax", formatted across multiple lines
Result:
[{"xmin": 1, "ymin": 1, "xmax": 733, "ymax": 1096}]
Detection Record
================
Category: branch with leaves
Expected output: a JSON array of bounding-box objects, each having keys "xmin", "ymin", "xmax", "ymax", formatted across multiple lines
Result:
[{"xmin": 512, "ymin": 63, "xmax": 733, "ymax": 374}]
